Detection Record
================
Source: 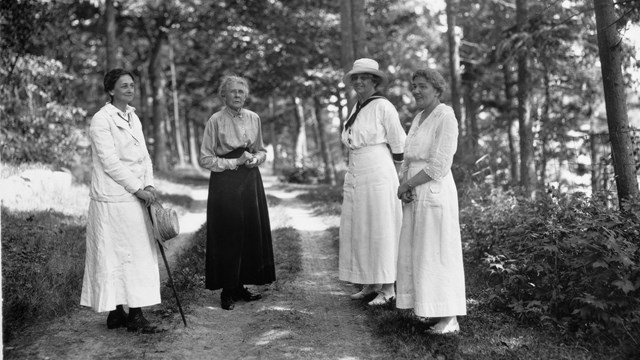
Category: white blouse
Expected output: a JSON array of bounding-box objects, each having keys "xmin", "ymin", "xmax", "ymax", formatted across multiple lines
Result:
[
  {"xmin": 341, "ymin": 98, "xmax": 406, "ymax": 154},
  {"xmin": 402, "ymin": 104, "xmax": 458, "ymax": 180}
]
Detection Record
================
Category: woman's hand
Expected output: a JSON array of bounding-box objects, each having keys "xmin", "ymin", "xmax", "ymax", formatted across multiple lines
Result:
[
  {"xmin": 135, "ymin": 189, "xmax": 157, "ymax": 207},
  {"xmin": 245, "ymin": 153, "xmax": 261, "ymax": 168},
  {"xmin": 397, "ymin": 183, "xmax": 412, "ymax": 198},
  {"xmin": 399, "ymin": 190, "xmax": 415, "ymax": 203},
  {"xmin": 237, "ymin": 151, "xmax": 254, "ymax": 166}
]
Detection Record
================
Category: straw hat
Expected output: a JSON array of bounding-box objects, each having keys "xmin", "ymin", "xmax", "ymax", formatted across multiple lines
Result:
[
  {"xmin": 343, "ymin": 58, "xmax": 388, "ymax": 87},
  {"xmin": 149, "ymin": 202, "xmax": 180, "ymax": 242}
]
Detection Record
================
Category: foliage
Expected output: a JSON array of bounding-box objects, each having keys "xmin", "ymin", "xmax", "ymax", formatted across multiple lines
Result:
[
  {"xmin": 461, "ymin": 185, "xmax": 640, "ymax": 349},
  {"xmin": 1, "ymin": 50, "xmax": 88, "ymax": 167},
  {"xmin": 1, "ymin": 208, "xmax": 86, "ymax": 343}
]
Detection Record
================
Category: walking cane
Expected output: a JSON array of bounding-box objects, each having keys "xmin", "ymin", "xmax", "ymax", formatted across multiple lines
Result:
[
  {"xmin": 148, "ymin": 205, "xmax": 188, "ymax": 328},
  {"xmin": 156, "ymin": 238, "xmax": 188, "ymax": 327}
]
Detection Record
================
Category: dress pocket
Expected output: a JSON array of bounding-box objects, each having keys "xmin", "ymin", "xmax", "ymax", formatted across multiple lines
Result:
[{"xmin": 429, "ymin": 181, "xmax": 441, "ymax": 194}]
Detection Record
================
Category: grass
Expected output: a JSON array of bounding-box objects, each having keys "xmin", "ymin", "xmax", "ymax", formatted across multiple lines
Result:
[{"xmin": 1, "ymin": 208, "xmax": 86, "ymax": 343}]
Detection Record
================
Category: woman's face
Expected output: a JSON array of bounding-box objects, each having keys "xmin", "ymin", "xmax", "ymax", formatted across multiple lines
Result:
[
  {"xmin": 350, "ymin": 73, "xmax": 376, "ymax": 99},
  {"xmin": 223, "ymin": 81, "xmax": 248, "ymax": 111},
  {"xmin": 110, "ymin": 75, "xmax": 135, "ymax": 106},
  {"xmin": 411, "ymin": 76, "xmax": 440, "ymax": 110}
]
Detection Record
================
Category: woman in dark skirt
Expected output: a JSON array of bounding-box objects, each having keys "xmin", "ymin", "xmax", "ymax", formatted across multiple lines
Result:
[{"xmin": 199, "ymin": 74, "xmax": 275, "ymax": 310}]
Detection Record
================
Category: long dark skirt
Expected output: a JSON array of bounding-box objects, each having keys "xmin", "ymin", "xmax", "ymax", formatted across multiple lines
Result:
[{"xmin": 205, "ymin": 150, "xmax": 276, "ymax": 291}]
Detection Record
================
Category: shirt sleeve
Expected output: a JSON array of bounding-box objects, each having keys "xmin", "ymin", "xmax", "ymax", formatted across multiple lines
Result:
[
  {"xmin": 250, "ymin": 115, "xmax": 268, "ymax": 163},
  {"xmin": 198, "ymin": 116, "xmax": 240, "ymax": 172},
  {"xmin": 90, "ymin": 113, "xmax": 143, "ymax": 193},
  {"xmin": 381, "ymin": 101, "xmax": 406, "ymax": 154},
  {"xmin": 421, "ymin": 110, "xmax": 458, "ymax": 180}
]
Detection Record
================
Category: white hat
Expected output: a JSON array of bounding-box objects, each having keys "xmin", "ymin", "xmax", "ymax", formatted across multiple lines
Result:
[
  {"xmin": 343, "ymin": 58, "xmax": 388, "ymax": 87},
  {"xmin": 149, "ymin": 202, "xmax": 180, "ymax": 242}
]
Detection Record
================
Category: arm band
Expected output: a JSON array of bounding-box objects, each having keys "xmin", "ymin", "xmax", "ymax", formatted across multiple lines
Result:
[{"xmin": 392, "ymin": 153, "xmax": 404, "ymax": 162}]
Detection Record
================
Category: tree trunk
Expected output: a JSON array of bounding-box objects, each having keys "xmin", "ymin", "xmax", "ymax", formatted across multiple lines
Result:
[
  {"xmin": 269, "ymin": 96, "xmax": 278, "ymax": 174},
  {"xmin": 137, "ymin": 70, "xmax": 152, "ymax": 138},
  {"xmin": 314, "ymin": 96, "xmax": 336, "ymax": 185},
  {"xmin": 503, "ymin": 62, "xmax": 519, "ymax": 184},
  {"xmin": 539, "ymin": 71, "xmax": 551, "ymax": 186},
  {"xmin": 593, "ymin": 0, "xmax": 639, "ymax": 204},
  {"xmin": 446, "ymin": 0, "xmax": 462, "ymax": 123},
  {"xmin": 293, "ymin": 96, "xmax": 308, "ymax": 168},
  {"xmin": 149, "ymin": 31, "xmax": 169, "ymax": 172},
  {"xmin": 351, "ymin": 0, "xmax": 366, "ymax": 59},
  {"xmin": 169, "ymin": 43, "xmax": 186, "ymax": 167},
  {"xmin": 516, "ymin": 0, "xmax": 536, "ymax": 194},
  {"xmin": 105, "ymin": 0, "xmax": 118, "ymax": 70},
  {"xmin": 340, "ymin": 0, "xmax": 354, "ymax": 70}
]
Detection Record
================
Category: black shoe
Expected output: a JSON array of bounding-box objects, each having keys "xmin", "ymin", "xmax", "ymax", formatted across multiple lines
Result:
[
  {"xmin": 221, "ymin": 291, "xmax": 235, "ymax": 310},
  {"xmin": 235, "ymin": 286, "xmax": 262, "ymax": 302},
  {"xmin": 127, "ymin": 312, "xmax": 162, "ymax": 334},
  {"xmin": 107, "ymin": 307, "xmax": 128, "ymax": 329}
]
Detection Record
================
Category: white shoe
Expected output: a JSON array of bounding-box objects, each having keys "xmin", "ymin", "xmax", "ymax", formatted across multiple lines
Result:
[
  {"xmin": 367, "ymin": 292, "xmax": 395, "ymax": 306},
  {"xmin": 427, "ymin": 316, "xmax": 460, "ymax": 334},
  {"xmin": 350, "ymin": 285, "xmax": 379, "ymax": 300}
]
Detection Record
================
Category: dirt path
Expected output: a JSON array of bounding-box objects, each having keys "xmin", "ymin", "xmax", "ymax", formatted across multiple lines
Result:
[{"xmin": 5, "ymin": 175, "xmax": 396, "ymax": 360}]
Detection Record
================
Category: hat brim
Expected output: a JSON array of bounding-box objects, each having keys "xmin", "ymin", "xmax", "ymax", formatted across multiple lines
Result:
[{"xmin": 343, "ymin": 69, "xmax": 389, "ymax": 87}]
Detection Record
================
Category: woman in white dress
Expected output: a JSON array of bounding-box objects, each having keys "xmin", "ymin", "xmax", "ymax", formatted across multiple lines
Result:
[
  {"xmin": 81, "ymin": 69, "xmax": 162, "ymax": 333},
  {"xmin": 339, "ymin": 58, "xmax": 406, "ymax": 306},
  {"xmin": 396, "ymin": 69, "xmax": 466, "ymax": 334}
]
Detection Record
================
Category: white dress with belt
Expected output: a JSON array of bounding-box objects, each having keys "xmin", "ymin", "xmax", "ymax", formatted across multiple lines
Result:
[
  {"xmin": 80, "ymin": 103, "xmax": 160, "ymax": 312},
  {"xmin": 339, "ymin": 98, "xmax": 406, "ymax": 284},
  {"xmin": 396, "ymin": 104, "xmax": 466, "ymax": 317}
]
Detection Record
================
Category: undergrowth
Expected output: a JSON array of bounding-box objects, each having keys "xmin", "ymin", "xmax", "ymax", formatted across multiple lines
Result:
[
  {"xmin": 461, "ymin": 185, "xmax": 640, "ymax": 357},
  {"xmin": 1, "ymin": 208, "xmax": 86, "ymax": 343}
]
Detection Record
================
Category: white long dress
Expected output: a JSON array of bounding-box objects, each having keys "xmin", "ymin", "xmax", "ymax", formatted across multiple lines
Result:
[
  {"xmin": 396, "ymin": 104, "xmax": 466, "ymax": 318},
  {"xmin": 80, "ymin": 103, "xmax": 161, "ymax": 313},
  {"xmin": 339, "ymin": 97, "xmax": 406, "ymax": 284}
]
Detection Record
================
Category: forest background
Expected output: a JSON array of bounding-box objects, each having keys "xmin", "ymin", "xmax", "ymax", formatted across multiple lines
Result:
[{"xmin": 2, "ymin": 0, "xmax": 640, "ymax": 358}]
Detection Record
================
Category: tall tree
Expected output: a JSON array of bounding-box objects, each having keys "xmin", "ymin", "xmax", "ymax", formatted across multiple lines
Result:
[
  {"xmin": 351, "ymin": 0, "xmax": 366, "ymax": 59},
  {"xmin": 169, "ymin": 41, "xmax": 186, "ymax": 167},
  {"xmin": 148, "ymin": 27, "xmax": 169, "ymax": 172},
  {"xmin": 593, "ymin": 0, "xmax": 639, "ymax": 204},
  {"xmin": 314, "ymin": 96, "xmax": 336, "ymax": 185},
  {"xmin": 105, "ymin": 0, "xmax": 117, "ymax": 70},
  {"xmin": 445, "ymin": 0, "xmax": 462, "ymax": 123},
  {"xmin": 516, "ymin": 0, "xmax": 536, "ymax": 193}
]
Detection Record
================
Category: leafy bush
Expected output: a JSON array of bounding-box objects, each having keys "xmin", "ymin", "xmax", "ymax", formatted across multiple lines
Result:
[
  {"xmin": 1, "ymin": 53, "xmax": 88, "ymax": 168},
  {"xmin": 1, "ymin": 208, "xmax": 86, "ymax": 342},
  {"xmin": 461, "ymin": 187, "xmax": 640, "ymax": 347}
]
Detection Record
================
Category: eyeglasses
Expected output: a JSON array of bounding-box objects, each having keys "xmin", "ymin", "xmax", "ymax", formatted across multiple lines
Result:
[{"xmin": 350, "ymin": 74, "xmax": 373, "ymax": 82}]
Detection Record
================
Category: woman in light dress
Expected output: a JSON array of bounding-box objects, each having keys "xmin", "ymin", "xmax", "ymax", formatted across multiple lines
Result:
[
  {"xmin": 339, "ymin": 58, "xmax": 406, "ymax": 306},
  {"xmin": 81, "ymin": 68, "xmax": 162, "ymax": 333},
  {"xmin": 396, "ymin": 69, "xmax": 466, "ymax": 334}
]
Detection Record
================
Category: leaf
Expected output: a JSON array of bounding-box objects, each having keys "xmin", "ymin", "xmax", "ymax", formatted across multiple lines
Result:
[
  {"xmin": 591, "ymin": 260, "xmax": 609, "ymax": 269},
  {"xmin": 612, "ymin": 279, "xmax": 635, "ymax": 295}
]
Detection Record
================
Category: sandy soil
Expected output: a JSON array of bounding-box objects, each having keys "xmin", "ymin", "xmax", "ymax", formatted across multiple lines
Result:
[{"xmin": 4, "ymin": 174, "xmax": 398, "ymax": 360}]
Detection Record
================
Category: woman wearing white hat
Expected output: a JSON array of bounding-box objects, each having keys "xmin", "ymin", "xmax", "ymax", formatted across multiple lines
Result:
[{"xmin": 339, "ymin": 58, "xmax": 406, "ymax": 306}]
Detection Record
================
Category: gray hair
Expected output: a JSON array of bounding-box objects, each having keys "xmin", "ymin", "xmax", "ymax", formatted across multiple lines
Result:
[
  {"xmin": 218, "ymin": 75, "xmax": 249, "ymax": 97},
  {"xmin": 411, "ymin": 69, "xmax": 447, "ymax": 98}
]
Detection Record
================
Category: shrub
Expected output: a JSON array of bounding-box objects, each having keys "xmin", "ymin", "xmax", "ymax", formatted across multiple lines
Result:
[
  {"xmin": 1, "ymin": 208, "xmax": 86, "ymax": 342},
  {"xmin": 461, "ymin": 187, "xmax": 640, "ymax": 345}
]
